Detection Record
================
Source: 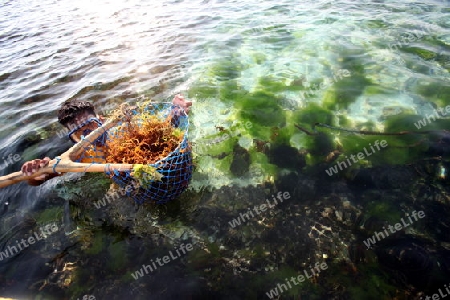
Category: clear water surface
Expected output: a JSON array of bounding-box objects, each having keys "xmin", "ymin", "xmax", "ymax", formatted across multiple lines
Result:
[{"xmin": 0, "ymin": 0, "xmax": 449, "ymax": 299}]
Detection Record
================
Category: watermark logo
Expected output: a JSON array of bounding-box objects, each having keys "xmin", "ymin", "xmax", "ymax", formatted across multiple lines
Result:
[
  {"xmin": 421, "ymin": 282, "xmax": 450, "ymax": 300},
  {"xmin": 296, "ymin": 69, "xmax": 351, "ymax": 103},
  {"xmin": 56, "ymin": 122, "xmax": 79, "ymax": 139},
  {"xmin": 93, "ymin": 181, "xmax": 140, "ymax": 209},
  {"xmin": 0, "ymin": 223, "xmax": 59, "ymax": 261},
  {"xmin": 388, "ymin": 23, "xmax": 437, "ymax": 52},
  {"xmin": 131, "ymin": 243, "xmax": 194, "ymax": 280},
  {"xmin": 228, "ymin": 192, "xmax": 290, "ymax": 228},
  {"xmin": 56, "ymin": 107, "xmax": 111, "ymax": 139},
  {"xmin": 414, "ymin": 105, "xmax": 450, "ymax": 129},
  {"xmin": 265, "ymin": 262, "xmax": 328, "ymax": 299},
  {"xmin": 195, "ymin": 121, "xmax": 253, "ymax": 154},
  {"xmin": 0, "ymin": 153, "xmax": 21, "ymax": 171},
  {"xmin": 77, "ymin": 295, "xmax": 95, "ymax": 300},
  {"xmin": 326, "ymin": 140, "xmax": 388, "ymax": 176},
  {"xmin": 363, "ymin": 211, "xmax": 425, "ymax": 250}
]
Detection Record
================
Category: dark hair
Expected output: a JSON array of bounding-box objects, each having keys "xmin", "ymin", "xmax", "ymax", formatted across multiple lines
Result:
[{"xmin": 57, "ymin": 100, "xmax": 96, "ymax": 126}]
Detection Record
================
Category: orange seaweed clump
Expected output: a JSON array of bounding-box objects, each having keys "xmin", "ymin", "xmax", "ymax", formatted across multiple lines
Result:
[{"xmin": 104, "ymin": 112, "xmax": 184, "ymax": 165}]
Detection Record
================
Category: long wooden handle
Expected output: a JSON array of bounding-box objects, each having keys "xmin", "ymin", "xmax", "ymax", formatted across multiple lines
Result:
[
  {"xmin": 0, "ymin": 105, "xmax": 133, "ymax": 189},
  {"xmin": 0, "ymin": 160, "xmax": 134, "ymax": 188}
]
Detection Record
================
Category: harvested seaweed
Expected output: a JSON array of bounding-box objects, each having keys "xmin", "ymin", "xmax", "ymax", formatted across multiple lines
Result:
[{"xmin": 104, "ymin": 112, "xmax": 184, "ymax": 165}]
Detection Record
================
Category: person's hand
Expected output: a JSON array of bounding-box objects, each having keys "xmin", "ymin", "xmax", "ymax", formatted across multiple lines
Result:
[
  {"xmin": 21, "ymin": 157, "xmax": 50, "ymax": 177},
  {"xmin": 172, "ymin": 94, "xmax": 192, "ymax": 115}
]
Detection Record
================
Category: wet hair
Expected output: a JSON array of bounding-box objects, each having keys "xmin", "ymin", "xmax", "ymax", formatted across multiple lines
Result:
[{"xmin": 57, "ymin": 100, "xmax": 96, "ymax": 127}]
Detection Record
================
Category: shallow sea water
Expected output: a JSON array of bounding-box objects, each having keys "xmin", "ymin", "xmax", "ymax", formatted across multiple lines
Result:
[{"xmin": 1, "ymin": 0, "xmax": 450, "ymax": 299}]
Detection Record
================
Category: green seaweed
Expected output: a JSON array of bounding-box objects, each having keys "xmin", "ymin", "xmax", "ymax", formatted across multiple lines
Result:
[
  {"xmin": 324, "ymin": 262, "xmax": 396, "ymax": 299},
  {"xmin": 335, "ymin": 133, "xmax": 413, "ymax": 166},
  {"xmin": 413, "ymin": 80, "xmax": 450, "ymax": 107},
  {"xmin": 107, "ymin": 240, "xmax": 127, "ymax": 271},
  {"xmin": 35, "ymin": 206, "xmax": 63, "ymax": 225},
  {"xmin": 218, "ymin": 79, "xmax": 246, "ymax": 103},
  {"xmin": 211, "ymin": 58, "xmax": 242, "ymax": 81},
  {"xmin": 188, "ymin": 81, "xmax": 218, "ymax": 99},
  {"xmin": 85, "ymin": 232, "xmax": 104, "ymax": 255},
  {"xmin": 264, "ymin": 266, "xmax": 322, "ymax": 298},
  {"xmin": 237, "ymin": 91, "xmax": 286, "ymax": 128},
  {"xmin": 195, "ymin": 152, "xmax": 234, "ymax": 177},
  {"xmin": 248, "ymin": 150, "xmax": 278, "ymax": 178},
  {"xmin": 251, "ymin": 52, "xmax": 267, "ymax": 65},
  {"xmin": 55, "ymin": 172, "xmax": 111, "ymax": 202},
  {"xmin": 199, "ymin": 131, "xmax": 238, "ymax": 156},
  {"xmin": 320, "ymin": 55, "xmax": 372, "ymax": 110},
  {"xmin": 292, "ymin": 103, "xmax": 334, "ymax": 127},
  {"xmin": 308, "ymin": 132, "xmax": 335, "ymax": 157},
  {"xmin": 403, "ymin": 46, "xmax": 437, "ymax": 60},
  {"xmin": 323, "ymin": 75, "xmax": 372, "ymax": 110},
  {"xmin": 366, "ymin": 19, "xmax": 390, "ymax": 29},
  {"xmin": 67, "ymin": 266, "xmax": 97, "ymax": 297},
  {"xmin": 230, "ymin": 144, "xmax": 250, "ymax": 176},
  {"xmin": 132, "ymin": 164, "xmax": 163, "ymax": 188},
  {"xmin": 366, "ymin": 201, "xmax": 403, "ymax": 224},
  {"xmin": 258, "ymin": 76, "xmax": 305, "ymax": 93},
  {"xmin": 269, "ymin": 126, "xmax": 293, "ymax": 146}
]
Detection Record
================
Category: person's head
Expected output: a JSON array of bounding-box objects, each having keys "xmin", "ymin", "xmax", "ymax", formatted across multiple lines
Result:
[{"xmin": 57, "ymin": 100, "xmax": 102, "ymax": 142}]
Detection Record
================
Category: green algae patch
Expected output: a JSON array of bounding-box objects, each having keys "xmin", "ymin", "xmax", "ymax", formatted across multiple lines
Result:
[
  {"xmin": 85, "ymin": 233, "xmax": 105, "ymax": 255},
  {"xmin": 230, "ymin": 144, "xmax": 250, "ymax": 176},
  {"xmin": 291, "ymin": 104, "xmax": 337, "ymax": 163},
  {"xmin": 237, "ymin": 91, "xmax": 286, "ymax": 127},
  {"xmin": 258, "ymin": 75, "xmax": 305, "ymax": 93},
  {"xmin": 347, "ymin": 269, "xmax": 396, "ymax": 300},
  {"xmin": 384, "ymin": 115, "xmax": 428, "ymax": 132},
  {"xmin": 308, "ymin": 132, "xmax": 335, "ymax": 158},
  {"xmin": 267, "ymin": 144, "xmax": 306, "ymax": 170},
  {"xmin": 132, "ymin": 164, "xmax": 163, "ymax": 187},
  {"xmin": 208, "ymin": 58, "xmax": 242, "ymax": 82},
  {"xmin": 56, "ymin": 172, "xmax": 111, "ymax": 202},
  {"xmin": 264, "ymin": 266, "xmax": 322, "ymax": 299},
  {"xmin": 35, "ymin": 206, "xmax": 63, "ymax": 225},
  {"xmin": 107, "ymin": 240, "xmax": 127, "ymax": 271},
  {"xmin": 200, "ymin": 131, "xmax": 238, "ymax": 156},
  {"xmin": 248, "ymin": 150, "xmax": 278, "ymax": 178},
  {"xmin": 269, "ymin": 126, "xmax": 294, "ymax": 146},
  {"xmin": 413, "ymin": 80, "xmax": 450, "ymax": 107},
  {"xmin": 251, "ymin": 51, "xmax": 267, "ymax": 65},
  {"xmin": 402, "ymin": 46, "xmax": 437, "ymax": 60},
  {"xmin": 196, "ymin": 153, "xmax": 234, "ymax": 177},
  {"xmin": 364, "ymin": 85, "xmax": 397, "ymax": 96},
  {"xmin": 188, "ymin": 81, "xmax": 218, "ymax": 99},
  {"xmin": 366, "ymin": 19, "xmax": 390, "ymax": 29},
  {"xmin": 219, "ymin": 79, "xmax": 246, "ymax": 103},
  {"xmin": 323, "ymin": 75, "xmax": 371, "ymax": 110},
  {"xmin": 188, "ymin": 59, "xmax": 245, "ymax": 102},
  {"xmin": 311, "ymin": 113, "xmax": 443, "ymax": 166},
  {"xmin": 322, "ymin": 55, "xmax": 372, "ymax": 110},
  {"xmin": 324, "ymin": 261, "xmax": 396, "ymax": 300},
  {"xmin": 366, "ymin": 201, "xmax": 403, "ymax": 225},
  {"xmin": 292, "ymin": 103, "xmax": 334, "ymax": 127},
  {"xmin": 333, "ymin": 131, "xmax": 421, "ymax": 166},
  {"xmin": 229, "ymin": 91, "xmax": 287, "ymax": 141},
  {"xmin": 382, "ymin": 115, "xmax": 448, "ymax": 163}
]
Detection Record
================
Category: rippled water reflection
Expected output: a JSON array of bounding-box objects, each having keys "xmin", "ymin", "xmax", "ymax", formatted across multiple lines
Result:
[{"xmin": 1, "ymin": 0, "xmax": 450, "ymax": 299}]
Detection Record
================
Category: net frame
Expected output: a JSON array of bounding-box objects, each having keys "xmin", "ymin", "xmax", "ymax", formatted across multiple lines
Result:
[{"xmin": 75, "ymin": 102, "xmax": 193, "ymax": 204}]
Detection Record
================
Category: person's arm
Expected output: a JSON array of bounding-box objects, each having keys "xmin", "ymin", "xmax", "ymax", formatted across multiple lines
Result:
[
  {"xmin": 27, "ymin": 173, "xmax": 61, "ymax": 186},
  {"xmin": 21, "ymin": 157, "xmax": 61, "ymax": 186},
  {"xmin": 172, "ymin": 94, "xmax": 192, "ymax": 115},
  {"xmin": 170, "ymin": 94, "xmax": 192, "ymax": 127}
]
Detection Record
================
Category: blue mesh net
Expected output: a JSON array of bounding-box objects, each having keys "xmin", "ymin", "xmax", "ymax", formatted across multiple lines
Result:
[{"xmin": 74, "ymin": 102, "xmax": 192, "ymax": 204}]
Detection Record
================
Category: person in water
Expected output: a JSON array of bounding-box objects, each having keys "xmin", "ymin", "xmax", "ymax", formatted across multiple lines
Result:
[{"xmin": 21, "ymin": 94, "xmax": 192, "ymax": 186}]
